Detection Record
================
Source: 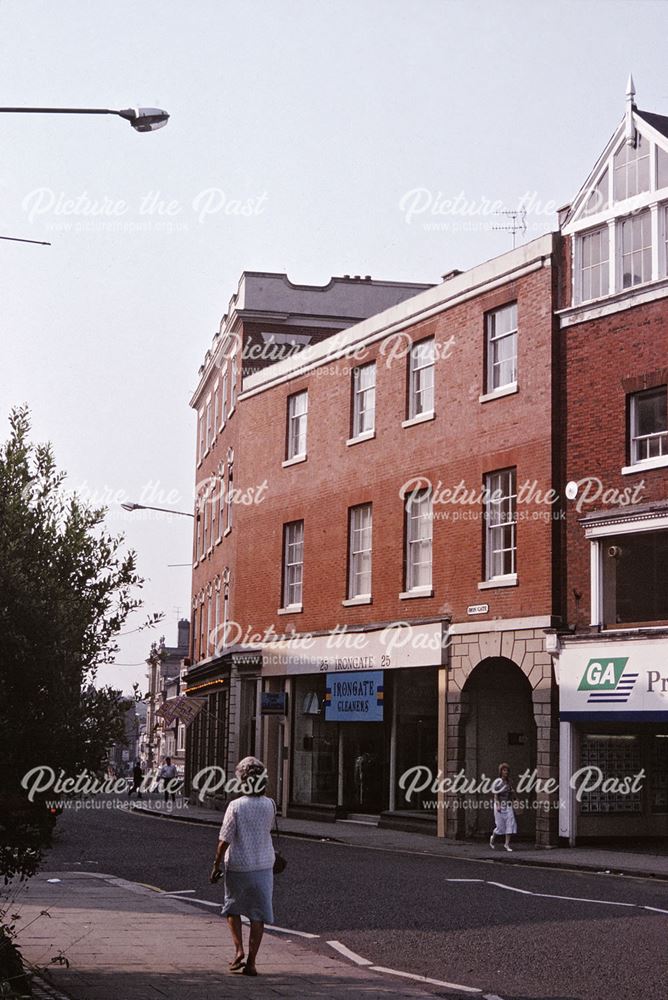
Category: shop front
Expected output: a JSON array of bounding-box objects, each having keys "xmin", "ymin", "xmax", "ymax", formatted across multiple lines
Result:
[
  {"xmin": 261, "ymin": 622, "xmax": 447, "ymax": 825},
  {"xmin": 558, "ymin": 636, "xmax": 668, "ymax": 844}
]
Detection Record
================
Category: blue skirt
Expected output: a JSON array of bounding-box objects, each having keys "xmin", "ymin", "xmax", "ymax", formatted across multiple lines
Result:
[{"xmin": 221, "ymin": 867, "xmax": 274, "ymax": 923}]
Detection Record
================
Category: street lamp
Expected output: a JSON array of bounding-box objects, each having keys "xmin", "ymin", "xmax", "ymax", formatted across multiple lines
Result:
[
  {"xmin": 121, "ymin": 503, "xmax": 194, "ymax": 518},
  {"xmin": 0, "ymin": 106, "xmax": 169, "ymax": 132}
]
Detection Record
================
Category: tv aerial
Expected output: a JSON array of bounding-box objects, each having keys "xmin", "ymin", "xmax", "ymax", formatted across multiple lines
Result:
[{"xmin": 492, "ymin": 208, "xmax": 527, "ymax": 249}]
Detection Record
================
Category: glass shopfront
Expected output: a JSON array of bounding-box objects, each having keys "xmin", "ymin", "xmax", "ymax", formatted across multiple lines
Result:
[{"xmin": 291, "ymin": 668, "xmax": 437, "ymax": 815}]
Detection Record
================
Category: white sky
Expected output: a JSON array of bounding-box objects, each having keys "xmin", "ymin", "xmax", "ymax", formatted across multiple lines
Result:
[{"xmin": 1, "ymin": 0, "xmax": 666, "ymax": 694}]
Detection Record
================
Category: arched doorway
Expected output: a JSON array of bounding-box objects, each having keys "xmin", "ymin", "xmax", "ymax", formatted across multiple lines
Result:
[{"xmin": 459, "ymin": 657, "xmax": 536, "ymax": 839}]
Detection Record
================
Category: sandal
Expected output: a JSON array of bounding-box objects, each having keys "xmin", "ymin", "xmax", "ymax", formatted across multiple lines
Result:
[
  {"xmin": 229, "ymin": 957, "xmax": 245, "ymax": 971},
  {"xmin": 242, "ymin": 965, "xmax": 258, "ymax": 977}
]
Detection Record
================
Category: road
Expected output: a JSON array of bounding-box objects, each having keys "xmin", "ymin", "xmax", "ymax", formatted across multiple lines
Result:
[{"xmin": 43, "ymin": 799, "xmax": 668, "ymax": 1000}]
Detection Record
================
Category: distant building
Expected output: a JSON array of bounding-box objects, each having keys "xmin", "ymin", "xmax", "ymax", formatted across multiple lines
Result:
[{"xmin": 145, "ymin": 620, "xmax": 190, "ymax": 770}]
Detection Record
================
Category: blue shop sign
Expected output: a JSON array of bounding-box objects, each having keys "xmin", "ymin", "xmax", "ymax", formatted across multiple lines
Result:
[{"xmin": 324, "ymin": 670, "xmax": 384, "ymax": 722}]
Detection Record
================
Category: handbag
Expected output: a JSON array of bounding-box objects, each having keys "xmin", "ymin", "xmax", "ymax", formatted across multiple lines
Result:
[{"xmin": 272, "ymin": 805, "xmax": 287, "ymax": 874}]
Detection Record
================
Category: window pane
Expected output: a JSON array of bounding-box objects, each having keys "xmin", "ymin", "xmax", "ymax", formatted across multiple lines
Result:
[
  {"xmin": 658, "ymin": 147, "xmax": 668, "ymax": 190},
  {"xmin": 349, "ymin": 504, "xmax": 372, "ymax": 597},
  {"xmin": 579, "ymin": 227, "xmax": 609, "ymax": 303},
  {"xmin": 602, "ymin": 530, "xmax": 668, "ymax": 624},
  {"xmin": 485, "ymin": 469, "xmax": 517, "ymax": 580},
  {"xmin": 631, "ymin": 387, "xmax": 668, "ymax": 462},
  {"xmin": 620, "ymin": 210, "xmax": 651, "ymax": 288},
  {"xmin": 287, "ymin": 392, "xmax": 308, "ymax": 458},
  {"xmin": 409, "ymin": 339, "xmax": 435, "ymax": 417}
]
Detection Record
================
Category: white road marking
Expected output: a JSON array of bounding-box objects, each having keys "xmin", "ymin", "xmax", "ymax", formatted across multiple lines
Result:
[
  {"xmin": 370, "ymin": 965, "xmax": 482, "ymax": 993},
  {"xmin": 163, "ymin": 889, "xmax": 196, "ymax": 895},
  {"xmin": 239, "ymin": 914, "xmax": 319, "ymax": 938},
  {"xmin": 447, "ymin": 878, "xmax": 663, "ymax": 913},
  {"xmin": 185, "ymin": 898, "xmax": 222, "ymax": 908},
  {"xmin": 327, "ymin": 940, "xmax": 373, "ymax": 965},
  {"xmin": 486, "ymin": 881, "xmax": 533, "ymax": 895}
]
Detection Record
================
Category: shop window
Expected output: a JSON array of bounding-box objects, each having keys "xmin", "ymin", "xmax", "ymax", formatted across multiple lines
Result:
[
  {"xmin": 602, "ymin": 529, "xmax": 668, "ymax": 626},
  {"xmin": 579, "ymin": 735, "xmax": 642, "ymax": 814},
  {"xmin": 408, "ymin": 338, "xmax": 434, "ymax": 419},
  {"xmin": 351, "ymin": 362, "xmax": 376, "ymax": 438},
  {"xmin": 292, "ymin": 675, "xmax": 337, "ymax": 806},
  {"xmin": 485, "ymin": 302, "xmax": 517, "ymax": 392},
  {"xmin": 651, "ymin": 736, "xmax": 668, "ymax": 813},
  {"xmin": 484, "ymin": 468, "xmax": 517, "ymax": 580},
  {"xmin": 629, "ymin": 386, "xmax": 667, "ymax": 464}
]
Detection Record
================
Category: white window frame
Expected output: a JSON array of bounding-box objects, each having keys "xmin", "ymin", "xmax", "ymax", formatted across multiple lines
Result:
[
  {"xmin": 486, "ymin": 303, "xmax": 518, "ymax": 392},
  {"xmin": 286, "ymin": 390, "xmax": 308, "ymax": 460},
  {"xmin": 282, "ymin": 520, "xmax": 304, "ymax": 609},
  {"xmin": 408, "ymin": 338, "xmax": 434, "ymax": 420},
  {"xmin": 197, "ymin": 410, "xmax": 205, "ymax": 463},
  {"xmin": 221, "ymin": 368, "xmax": 228, "ymax": 429},
  {"xmin": 347, "ymin": 504, "xmax": 372, "ymax": 600},
  {"xmin": 230, "ymin": 357, "xmax": 238, "ymax": 413},
  {"xmin": 205, "ymin": 396, "xmax": 213, "ymax": 452},
  {"xmin": 225, "ymin": 451, "xmax": 234, "ymax": 533},
  {"xmin": 213, "ymin": 381, "xmax": 219, "ymax": 439},
  {"xmin": 352, "ymin": 362, "xmax": 376, "ymax": 439},
  {"xmin": 628, "ymin": 386, "xmax": 668, "ymax": 467},
  {"xmin": 483, "ymin": 468, "xmax": 517, "ymax": 583},
  {"xmin": 613, "ymin": 133, "xmax": 651, "ymax": 203},
  {"xmin": 217, "ymin": 469, "xmax": 225, "ymax": 540},
  {"xmin": 618, "ymin": 208, "xmax": 652, "ymax": 290},
  {"xmin": 405, "ymin": 489, "xmax": 433, "ymax": 592},
  {"xmin": 576, "ymin": 226, "xmax": 610, "ymax": 304}
]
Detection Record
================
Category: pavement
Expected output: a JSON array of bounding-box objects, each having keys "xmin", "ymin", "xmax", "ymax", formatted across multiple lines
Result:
[
  {"xmin": 16, "ymin": 871, "xmax": 463, "ymax": 1000},
  {"xmin": 132, "ymin": 797, "xmax": 668, "ymax": 881}
]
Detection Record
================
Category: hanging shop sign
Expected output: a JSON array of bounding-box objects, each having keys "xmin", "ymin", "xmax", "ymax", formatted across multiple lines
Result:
[
  {"xmin": 324, "ymin": 670, "xmax": 384, "ymax": 722},
  {"xmin": 559, "ymin": 640, "xmax": 668, "ymax": 720}
]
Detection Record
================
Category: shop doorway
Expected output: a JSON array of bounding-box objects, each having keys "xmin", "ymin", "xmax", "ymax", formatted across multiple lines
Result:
[{"xmin": 341, "ymin": 723, "xmax": 387, "ymax": 813}]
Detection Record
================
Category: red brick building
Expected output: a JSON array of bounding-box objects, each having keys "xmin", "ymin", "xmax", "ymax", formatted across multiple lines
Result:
[
  {"xmin": 187, "ymin": 237, "xmax": 567, "ymax": 847},
  {"xmin": 555, "ymin": 79, "xmax": 668, "ymax": 842}
]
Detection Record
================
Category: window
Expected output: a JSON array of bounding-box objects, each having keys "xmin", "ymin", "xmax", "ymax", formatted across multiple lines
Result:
[
  {"xmin": 619, "ymin": 210, "xmax": 652, "ymax": 288},
  {"xmin": 194, "ymin": 503, "xmax": 202, "ymax": 561},
  {"xmin": 177, "ymin": 723, "xmax": 185, "ymax": 753},
  {"xmin": 352, "ymin": 363, "xmax": 376, "ymax": 438},
  {"xmin": 629, "ymin": 386, "xmax": 668, "ymax": 464},
  {"xmin": 484, "ymin": 469, "xmax": 517, "ymax": 580},
  {"xmin": 207, "ymin": 592, "xmax": 213, "ymax": 655},
  {"xmin": 405, "ymin": 489, "xmax": 432, "ymax": 591},
  {"xmin": 282, "ymin": 520, "xmax": 304, "ymax": 608},
  {"xmin": 486, "ymin": 303, "xmax": 518, "ymax": 391},
  {"xmin": 582, "ymin": 168, "xmax": 609, "ymax": 217},
  {"xmin": 218, "ymin": 470, "xmax": 225, "ymax": 539},
  {"xmin": 205, "ymin": 398, "xmax": 213, "ymax": 451},
  {"xmin": 658, "ymin": 146, "xmax": 668, "ymax": 191},
  {"xmin": 614, "ymin": 134, "xmax": 650, "ymax": 202},
  {"xmin": 231, "ymin": 356, "xmax": 238, "ymax": 411},
  {"xmin": 579, "ymin": 227, "xmax": 609, "ymax": 303},
  {"xmin": 348, "ymin": 504, "xmax": 372, "ymax": 599},
  {"xmin": 213, "ymin": 384, "xmax": 219, "ymax": 438},
  {"xmin": 198, "ymin": 411, "xmax": 205, "ymax": 462},
  {"xmin": 286, "ymin": 390, "xmax": 308, "ymax": 459},
  {"xmin": 602, "ymin": 529, "xmax": 668, "ymax": 626},
  {"xmin": 199, "ymin": 598, "xmax": 206, "ymax": 660},
  {"xmin": 214, "ymin": 584, "xmax": 221, "ymax": 652},
  {"xmin": 221, "ymin": 370, "xmax": 228, "ymax": 428},
  {"xmin": 202, "ymin": 492, "xmax": 209, "ymax": 556},
  {"xmin": 226, "ymin": 450, "xmax": 234, "ymax": 531},
  {"xmin": 408, "ymin": 338, "xmax": 434, "ymax": 418}
]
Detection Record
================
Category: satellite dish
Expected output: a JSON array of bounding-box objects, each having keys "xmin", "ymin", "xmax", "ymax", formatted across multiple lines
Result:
[{"xmin": 565, "ymin": 481, "xmax": 578, "ymax": 500}]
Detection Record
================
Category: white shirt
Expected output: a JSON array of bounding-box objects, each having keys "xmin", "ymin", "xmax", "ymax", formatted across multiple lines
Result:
[{"xmin": 219, "ymin": 796, "xmax": 276, "ymax": 872}]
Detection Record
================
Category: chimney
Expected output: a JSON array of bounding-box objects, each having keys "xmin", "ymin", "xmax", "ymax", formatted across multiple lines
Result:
[{"xmin": 177, "ymin": 619, "xmax": 190, "ymax": 651}]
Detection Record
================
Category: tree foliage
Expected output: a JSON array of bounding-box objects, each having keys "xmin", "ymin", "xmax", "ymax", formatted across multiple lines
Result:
[{"xmin": 0, "ymin": 406, "xmax": 147, "ymax": 880}]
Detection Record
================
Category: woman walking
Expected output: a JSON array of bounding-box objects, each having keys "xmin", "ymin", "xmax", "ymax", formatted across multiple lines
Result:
[
  {"xmin": 210, "ymin": 756, "xmax": 276, "ymax": 977},
  {"xmin": 490, "ymin": 761, "xmax": 517, "ymax": 852}
]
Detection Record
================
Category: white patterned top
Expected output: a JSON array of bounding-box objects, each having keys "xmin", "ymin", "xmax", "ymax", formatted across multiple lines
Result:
[{"xmin": 219, "ymin": 795, "xmax": 276, "ymax": 872}]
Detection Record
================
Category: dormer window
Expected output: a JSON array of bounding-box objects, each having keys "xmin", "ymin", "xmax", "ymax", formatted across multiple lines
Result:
[{"xmin": 613, "ymin": 133, "xmax": 650, "ymax": 201}]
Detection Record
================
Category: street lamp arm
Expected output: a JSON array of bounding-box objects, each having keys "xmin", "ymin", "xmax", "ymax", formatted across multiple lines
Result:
[
  {"xmin": 0, "ymin": 106, "xmax": 169, "ymax": 132},
  {"xmin": 121, "ymin": 502, "xmax": 194, "ymax": 518}
]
